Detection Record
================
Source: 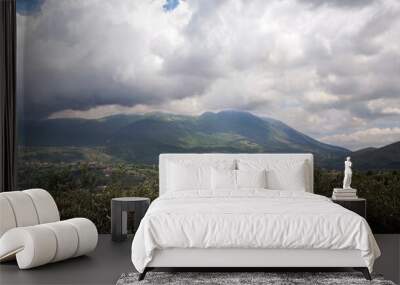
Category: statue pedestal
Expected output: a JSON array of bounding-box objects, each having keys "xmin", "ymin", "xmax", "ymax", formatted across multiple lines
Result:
[
  {"xmin": 332, "ymin": 188, "xmax": 358, "ymax": 199},
  {"xmin": 334, "ymin": 188, "xmax": 357, "ymax": 192}
]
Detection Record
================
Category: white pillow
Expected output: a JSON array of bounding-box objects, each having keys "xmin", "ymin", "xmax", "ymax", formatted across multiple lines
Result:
[
  {"xmin": 166, "ymin": 159, "xmax": 236, "ymax": 192},
  {"xmin": 211, "ymin": 168, "xmax": 236, "ymax": 191},
  {"xmin": 167, "ymin": 162, "xmax": 211, "ymax": 192},
  {"xmin": 238, "ymin": 159, "xmax": 306, "ymax": 191},
  {"xmin": 268, "ymin": 161, "xmax": 306, "ymax": 191},
  {"xmin": 236, "ymin": 169, "xmax": 267, "ymax": 189}
]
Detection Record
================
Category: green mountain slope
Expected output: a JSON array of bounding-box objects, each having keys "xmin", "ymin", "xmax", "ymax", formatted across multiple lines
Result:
[
  {"xmin": 352, "ymin": 142, "xmax": 400, "ymax": 170},
  {"xmin": 104, "ymin": 110, "xmax": 349, "ymax": 166},
  {"xmin": 23, "ymin": 110, "xmax": 396, "ymax": 168}
]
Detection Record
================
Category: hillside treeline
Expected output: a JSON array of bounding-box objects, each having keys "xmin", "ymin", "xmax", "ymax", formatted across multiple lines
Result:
[{"xmin": 17, "ymin": 163, "xmax": 400, "ymax": 233}]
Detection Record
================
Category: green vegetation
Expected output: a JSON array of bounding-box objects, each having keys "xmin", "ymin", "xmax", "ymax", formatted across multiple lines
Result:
[
  {"xmin": 16, "ymin": 112, "xmax": 399, "ymax": 234},
  {"xmin": 17, "ymin": 162, "xmax": 158, "ymax": 233},
  {"xmin": 18, "ymin": 146, "xmax": 118, "ymax": 164},
  {"xmin": 17, "ymin": 158, "xmax": 399, "ymax": 234},
  {"xmin": 180, "ymin": 132, "xmax": 262, "ymax": 151},
  {"xmin": 314, "ymin": 169, "xmax": 400, "ymax": 233}
]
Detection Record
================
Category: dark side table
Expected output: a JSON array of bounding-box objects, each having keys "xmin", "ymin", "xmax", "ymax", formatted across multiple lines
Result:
[
  {"xmin": 111, "ymin": 197, "xmax": 150, "ymax": 241},
  {"xmin": 331, "ymin": 198, "xmax": 366, "ymax": 219}
]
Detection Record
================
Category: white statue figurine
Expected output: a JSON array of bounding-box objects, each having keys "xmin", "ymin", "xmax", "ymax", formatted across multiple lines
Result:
[{"xmin": 343, "ymin": 156, "xmax": 352, "ymax": 189}]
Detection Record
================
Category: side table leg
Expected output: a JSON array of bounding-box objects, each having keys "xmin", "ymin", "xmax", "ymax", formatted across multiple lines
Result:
[
  {"xmin": 111, "ymin": 201, "xmax": 123, "ymax": 241},
  {"xmin": 121, "ymin": 210, "xmax": 127, "ymax": 239}
]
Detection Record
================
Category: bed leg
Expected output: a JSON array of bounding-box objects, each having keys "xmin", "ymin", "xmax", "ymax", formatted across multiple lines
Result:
[
  {"xmin": 138, "ymin": 268, "xmax": 148, "ymax": 281},
  {"xmin": 354, "ymin": 267, "xmax": 371, "ymax": 280}
]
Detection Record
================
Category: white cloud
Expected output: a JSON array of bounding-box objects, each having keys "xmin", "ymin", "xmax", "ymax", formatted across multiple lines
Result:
[
  {"xmin": 367, "ymin": 98, "xmax": 400, "ymax": 115},
  {"xmin": 304, "ymin": 91, "xmax": 339, "ymax": 104},
  {"xmin": 48, "ymin": 105, "xmax": 148, "ymax": 119},
  {"xmin": 320, "ymin": 127, "xmax": 400, "ymax": 150}
]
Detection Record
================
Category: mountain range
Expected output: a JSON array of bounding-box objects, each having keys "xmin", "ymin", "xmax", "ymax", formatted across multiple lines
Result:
[
  {"xmin": 18, "ymin": 110, "xmax": 399, "ymax": 170},
  {"xmin": 351, "ymin": 142, "xmax": 400, "ymax": 170}
]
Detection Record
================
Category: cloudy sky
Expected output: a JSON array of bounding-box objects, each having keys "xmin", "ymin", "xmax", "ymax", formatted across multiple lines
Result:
[{"xmin": 17, "ymin": 0, "xmax": 400, "ymax": 150}]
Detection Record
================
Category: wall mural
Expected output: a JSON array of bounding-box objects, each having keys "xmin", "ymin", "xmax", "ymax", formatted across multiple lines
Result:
[{"xmin": 16, "ymin": 0, "xmax": 400, "ymax": 233}]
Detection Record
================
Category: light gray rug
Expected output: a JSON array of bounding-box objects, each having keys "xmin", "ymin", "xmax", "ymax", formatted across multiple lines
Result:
[{"xmin": 116, "ymin": 272, "xmax": 396, "ymax": 285}]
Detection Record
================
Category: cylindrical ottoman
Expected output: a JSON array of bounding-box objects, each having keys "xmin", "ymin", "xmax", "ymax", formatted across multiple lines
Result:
[{"xmin": 0, "ymin": 218, "xmax": 98, "ymax": 269}]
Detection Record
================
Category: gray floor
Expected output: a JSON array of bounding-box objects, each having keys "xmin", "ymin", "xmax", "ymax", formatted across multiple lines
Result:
[
  {"xmin": 374, "ymin": 234, "xmax": 400, "ymax": 284},
  {"xmin": 1, "ymin": 234, "xmax": 399, "ymax": 285},
  {"xmin": 0, "ymin": 235, "xmax": 134, "ymax": 285}
]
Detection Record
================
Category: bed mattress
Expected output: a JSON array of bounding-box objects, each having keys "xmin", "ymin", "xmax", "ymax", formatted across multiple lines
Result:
[{"xmin": 131, "ymin": 190, "xmax": 380, "ymax": 273}]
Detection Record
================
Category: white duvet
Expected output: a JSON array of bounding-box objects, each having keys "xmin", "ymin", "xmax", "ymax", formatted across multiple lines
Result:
[{"xmin": 131, "ymin": 190, "xmax": 380, "ymax": 273}]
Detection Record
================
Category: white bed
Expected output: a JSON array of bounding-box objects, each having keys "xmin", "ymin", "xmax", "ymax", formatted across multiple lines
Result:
[{"xmin": 131, "ymin": 154, "xmax": 380, "ymax": 280}]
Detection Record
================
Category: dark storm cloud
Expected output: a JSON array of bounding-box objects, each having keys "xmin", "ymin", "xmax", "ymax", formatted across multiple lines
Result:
[{"xmin": 17, "ymin": 1, "xmax": 206, "ymax": 119}]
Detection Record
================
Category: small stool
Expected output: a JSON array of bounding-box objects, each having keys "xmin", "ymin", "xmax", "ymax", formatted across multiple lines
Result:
[{"xmin": 111, "ymin": 197, "xmax": 150, "ymax": 242}]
